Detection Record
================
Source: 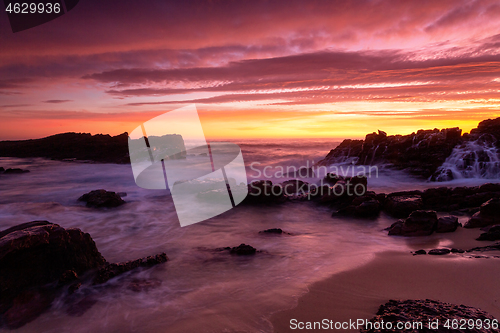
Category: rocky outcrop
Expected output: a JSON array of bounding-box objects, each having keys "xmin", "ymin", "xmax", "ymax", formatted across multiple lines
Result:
[
  {"xmin": 0, "ymin": 221, "xmax": 105, "ymax": 328},
  {"xmin": 78, "ymin": 190, "xmax": 126, "ymax": 208},
  {"xmin": 361, "ymin": 299, "xmax": 498, "ymax": 333},
  {"xmin": 464, "ymin": 198, "xmax": 500, "ymax": 228},
  {"xmin": 319, "ymin": 127, "xmax": 462, "ymax": 178},
  {"xmin": 319, "ymin": 117, "xmax": 500, "ymax": 179},
  {"xmin": 0, "ymin": 221, "xmax": 168, "ymax": 329},
  {"xmin": 386, "ymin": 210, "xmax": 438, "ymax": 236},
  {"xmin": 0, "ymin": 132, "xmax": 130, "ymax": 164}
]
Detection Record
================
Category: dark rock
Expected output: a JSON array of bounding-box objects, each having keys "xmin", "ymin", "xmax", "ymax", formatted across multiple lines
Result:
[
  {"xmin": 361, "ymin": 299, "xmax": 498, "ymax": 333},
  {"xmin": 0, "ymin": 221, "xmax": 106, "ymax": 328},
  {"xmin": 0, "ymin": 167, "xmax": 4, "ymax": 172},
  {"xmin": 245, "ymin": 180, "xmax": 286, "ymax": 204},
  {"xmin": 386, "ymin": 210, "xmax": 438, "ymax": 236},
  {"xmin": 323, "ymin": 173, "xmax": 344, "ymax": 185},
  {"xmin": 93, "ymin": 253, "xmax": 168, "ymax": 285},
  {"xmin": 0, "ymin": 221, "xmax": 168, "ymax": 328},
  {"xmin": 436, "ymin": 216, "xmax": 460, "ymax": 233},
  {"xmin": 477, "ymin": 225, "xmax": 500, "ymax": 241},
  {"xmin": 3, "ymin": 168, "xmax": 29, "ymax": 174},
  {"xmin": 428, "ymin": 248, "xmax": 451, "ymax": 255},
  {"xmin": 335, "ymin": 196, "xmax": 380, "ymax": 218},
  {"xmin": 318, "ymin": 139, "xmax": 363, "ymax": 165},
  {"xmin": 230, "ymin": 244, "xmax": 256, "ymax": 255},
  {"xmin": 464, "ymin": 198, "xmax": 500, "ymax": 228},
  {"xmin": 78, "ymin": 189, "xmax": 126, "ymax": 208},
  {"xmin": 451, "ymin": 248, "xmax": 465, "ymax": 253},
  {"xmin": 413, "ymin": 249, "xmax": 426, "ymax": 255},
  {"xmin": 259, "ymin": 228, "xmax": 287, "ymax": 235},
  {"xmin": 384, "ymin": 194, "xmax": 423, "ymax": 218},
  {"xmin": 0, "ymin": 132, "xmax": 130, "ymax": 164},
  {"xmin": 280, "ymin": 179, "xmax": 310, "ymax": 195}
]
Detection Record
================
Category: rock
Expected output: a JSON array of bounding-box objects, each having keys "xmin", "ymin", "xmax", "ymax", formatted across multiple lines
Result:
[
  {"xmin": 0, "ymin": 221, "xmax": 106, "ymax": 328},
  {"xmin": 317, "ymin": 139, "xmax": 363, "ymax": 165},
  {"xmin": 279, "ymin": 179, "xmax": 310, "ymax": 195},
  {"xmin": 0, "ymin": 132, "xmax": 130, "ymax": 164},
  {"xmin": 428, "ymin": 248, "xmax": 451, "ymax": 255},
  {"xmin": 0, "ymin": 221, "xmax": 168, "ymax": 328},
  {"xmin": 245, "ymin": 180, "xmax": 286, "ymax": 204},
  {"xmin": 323, "ymin": 173, "xmax": 343, "ymax": 185},
  {"xmin": 3, "ymin": 168, "xmax": 30, "ymax": 174},
  {"xmin": 259, "ymin": 228, "xmax": 285, "ymax": 235},
  {"xmin": 230, "ymin": 244, "xmax": 256, "ymax": 255},
  {"xmin": 451, "ymin": 248, "xmax": 465, "ymax": 253},
  {"xmin": 334, "ymin": 196, "xmax": 380, "ymax": 218},
  {"xmin": 477, "ymin": 225, "xmax": 500, "ymax": 241},
  {"xmin": 117, "ymin": 192, "xmax": 127, "ymax": 197},
  {"xmin": 386, "ymin": 210, "xmax": 438, "ymax": 236},
  {"xmin": 78, "ymin": 189, "xmax": 126, "ymax": 208},
  {"xmin": 0, "ymin": 167, "xmax": 4, "ymax": 172},
  {"xmin": 384, "ymin": 194, "xmax": 423, "ymax": 218},
  {"xmin": 464, "ymin": 198, "xmax": 500, "ymax": 228},
  {"xmin": 361, "ymin": 299, "xmax": 498, "ymax": 333},
  {"xmin": 413, "ymin": 249, "xmax": 426, "ymax": 255},
  {"xmin": 93, "ymin": 253, "xmax": 168, "ymax": 285},
  {"xmin": 436, "ymin": 216, "xmax": 460, "ymax": 233}
]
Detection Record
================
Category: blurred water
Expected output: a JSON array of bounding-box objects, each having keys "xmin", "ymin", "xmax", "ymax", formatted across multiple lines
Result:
[{"xmin": 0, "ymin": 139, "xmax": 498, "ymax": 333}]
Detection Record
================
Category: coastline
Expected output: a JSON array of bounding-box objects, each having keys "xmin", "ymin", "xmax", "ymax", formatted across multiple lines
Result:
[{"xmin": 270, "ymin": 228, "xmax": 500, "ymax": 332}]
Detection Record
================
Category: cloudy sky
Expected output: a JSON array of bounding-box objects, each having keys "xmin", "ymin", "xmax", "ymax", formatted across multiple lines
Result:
[{"xmin": 1, "ymin": 0, "xmax": 499, "ymax": 140}]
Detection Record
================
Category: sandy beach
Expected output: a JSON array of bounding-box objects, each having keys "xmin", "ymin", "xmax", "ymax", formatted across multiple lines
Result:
[{"xmin": 271, "ymin": 228, "xmax": 500, "ymax": 332}]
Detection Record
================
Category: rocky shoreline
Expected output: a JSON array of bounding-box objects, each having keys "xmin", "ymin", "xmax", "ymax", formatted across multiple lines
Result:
[{"xmin": 318, "ymin": 117, "xmax": 500, "ymax": 180}]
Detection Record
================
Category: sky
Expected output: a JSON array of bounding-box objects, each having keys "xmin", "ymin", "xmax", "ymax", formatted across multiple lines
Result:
[{"xmin": 1, "ymin": 0, "xmax": 500, "ymax": 140}]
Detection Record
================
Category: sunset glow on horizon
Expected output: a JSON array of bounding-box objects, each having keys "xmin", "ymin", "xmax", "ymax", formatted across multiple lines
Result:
[{"xmin": 1, "ymin": 0, "xmax": 500, "ymax": 140}]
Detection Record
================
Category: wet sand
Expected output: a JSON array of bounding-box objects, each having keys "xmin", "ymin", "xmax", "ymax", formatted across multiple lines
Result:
[{"xmin": 271, "ymin": 228, "xmax": 500, "ymax": 332}]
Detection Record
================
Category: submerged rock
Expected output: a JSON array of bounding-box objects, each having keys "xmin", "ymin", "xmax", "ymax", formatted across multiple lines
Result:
[
  {"xmin": 230, "ymin": 244, "xmax": 257, "ymax": 255},
  {"xmin": 78, "ymin": 189, "xmax": 126, "ymax": 208},
  {"xmin": 93, "ymin": 253, "xmax": 168, "ymax": 285},
  {"xmin": 361, "ymin": 299, "xmax": 498, "ymax": 333},
  {"xmin": 259, "ymin": 228, "xmax": 288, "ymax": 235},
  {"xmin": 386, "ymin": 210, "xmax": 438, "ymax": 236}
]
